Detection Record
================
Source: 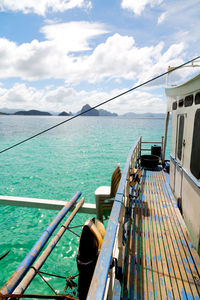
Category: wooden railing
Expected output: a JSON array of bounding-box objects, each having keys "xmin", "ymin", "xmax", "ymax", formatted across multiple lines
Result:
[{"xmin": 87, "ymin": 137, "xmax": 142, "ymax": 300}]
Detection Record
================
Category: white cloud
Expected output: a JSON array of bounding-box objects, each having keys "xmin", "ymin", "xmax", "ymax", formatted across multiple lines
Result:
[
  {"xmin": 157, "ymin": 0, "xmax": 200, "ymax": 31},
  {"xmin": 0, "ymin": 23, "xmax": 187, "ymax": 87},
  {"xmin": 157, "ymin": 12, "xmax": 166, "ymax": 24},
  {"xmin": 0, "ymin": 0, "xmax": 92, "ymax": 16},
  {"xmin": 0, "ymin": 22, "xmax": 108, "ymax": 81},
  {"xmin": 0, "ymin": 83, "xmax": 43, "ymax": 107},
  {"xmin": 0, "ymin": 83, "xmax": 166, "ymax": 114},
  {"xmin": 40, "ymin": 22, "xmax": 108, "ymax": 52},
  {"xmin": 121, "ymin": 0, "xmax": 163, "ymax": 15}
]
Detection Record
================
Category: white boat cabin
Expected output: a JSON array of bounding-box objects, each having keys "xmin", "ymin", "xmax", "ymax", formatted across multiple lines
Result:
[{"xmin": 165, "ymin": 72, "xmax": 200, "ymax": 253}]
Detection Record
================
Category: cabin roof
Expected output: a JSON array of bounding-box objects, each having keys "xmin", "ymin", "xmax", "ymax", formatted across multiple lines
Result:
[{"xmin": 165, "ymin": 72, "xmax": 200, "ymax": 99}]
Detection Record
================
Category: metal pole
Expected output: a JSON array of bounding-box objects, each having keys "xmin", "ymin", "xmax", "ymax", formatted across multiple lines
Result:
[
  {"xmin": 162, "ymin": 111, "xmax": 170, "ymax": 162},
  {"xmin": 13, "ymin": 197, "xmax": 84, "ymax": 295},
  {"xmin": 0, "ymin": 191, "xmax": 81, "ymax": 295}
]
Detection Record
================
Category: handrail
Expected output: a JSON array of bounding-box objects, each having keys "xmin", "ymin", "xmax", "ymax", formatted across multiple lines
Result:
[
  {"xmin": 170, "ymin": 154, "xmax": 200, "ymax": 189},
  {"xmin": 141, "ymin": 141, "xmax": 162, "ymax": 144},
  {"xmin": 87, "ymin": 137, "xmax": 142, "ymax": 300}
]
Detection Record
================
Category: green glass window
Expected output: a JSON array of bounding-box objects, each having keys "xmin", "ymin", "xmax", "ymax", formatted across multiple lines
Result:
[
  {"xmin": 178, "ymin": 99, "xmax": 184, "ymax": 107},
  {"xmin": 172, "ymin": 101, "xmax": 177, "ymax": 110},
  {"xmin": 184, "ymin": 95, "xmax": 193, "ymax": 107},
  {"xmin": 190, "ymin": 109, "xmax": 200, "ymax": 179},
  {"xmin": 177, "ymin": 115, "xmax": 184, "ymax": 161},
  {"xmin": 195, "ymin": 92, "xmax": 200, "ymax": 105}
]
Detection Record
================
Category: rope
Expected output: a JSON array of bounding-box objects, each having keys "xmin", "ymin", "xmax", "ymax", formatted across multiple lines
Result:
[
  {"xmin": 39, "ymin": 271, "xmax": 78, "ymax": 280},
  {"xmin": 61, "ymin": 225, "xmax": 80, "ymax": 237},
  {"xmin": 30, "ymin": 266, "xmax": 57, "ymax": 295},
  {"xmin": 67, "ymin": 225, "xmax": 83, "ymax": 229},
  {"xmin": 104, "ymin": 197, "xmax": 126, "ymax": 208},
  {"xmin": 0, "ymin": 250, "xmax": 10, "ymax": 261},
  {"xmin": 1, "ymin": 55, "xmax": 200, "ymax": 155}
]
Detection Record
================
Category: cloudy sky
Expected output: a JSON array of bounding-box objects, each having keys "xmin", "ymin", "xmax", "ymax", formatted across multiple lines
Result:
[{"xmin": 0, "ymin": 0, "xmax": 200, "ymax": 114}]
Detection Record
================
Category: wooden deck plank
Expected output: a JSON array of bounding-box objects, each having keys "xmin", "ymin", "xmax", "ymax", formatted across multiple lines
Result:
[
  {"xmin": 139, "ymin": 193, "xmax": 145, "ymax": 300},
  {"xmin": 154, "ymin": 173, "xmax": 186, "ymax": 299},
  {"xmin": 147, "ymin": 171, "xmax": 179, "ymax": 300},
  {"xmin": 147, "ymin": 193, "xmax": 168, "ymax": 300},
  {"xmin": 139, "ymin": 176, "xmax": 155, "ymax": 300},
  {"xmin": 140, "ymin": 188, "xmax": 146, "ymax": 300},
  {"xmin": 145, "ymin": 178, "xmax": 164, "ymax": 299},
  {"xmin": 141, "ymin": 179, "xmax": 150, "ymax": 300},
  {"xmin": 163, "ymin": 173, "xmax": 200, "ymax": 278},
  {"xmin": 158, "ymin": 173, "xmax": 200, "ymax": 298},
  {"xmin": 136, "ymin": 198, "xmax": 142, "ymax": 299},
  {"xmin": 156, "ymin": 175, "xmax": 194, "ymax": 299},
  {"xmin": 122, "ymin": 168, "xmax": 200, "ymax": 299},
  {"xmin": 147, "ymin": 178, "xmax": 176, "ymax": 300},
  {"xmin": 153, "ymin": 170, "xmax": 200, "ymax": 298},
  {"xmin": 155, "ymin": 177, "xmax": 186, "ymax": 299}
]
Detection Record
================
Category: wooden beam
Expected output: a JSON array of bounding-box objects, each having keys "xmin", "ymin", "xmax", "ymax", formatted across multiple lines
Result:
[{"xmin": 0, "ymin": 195, "xmax": 96, "ymax": 214}]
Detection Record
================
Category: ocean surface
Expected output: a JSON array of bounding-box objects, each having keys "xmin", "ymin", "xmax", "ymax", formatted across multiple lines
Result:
[{"xmin": 0, "ymin": 115, "xmax": 171, "ymax": 295}]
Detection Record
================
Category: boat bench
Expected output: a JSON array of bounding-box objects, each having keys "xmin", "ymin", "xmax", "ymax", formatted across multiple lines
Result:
[
  {"xmin": 115, "ymin": 169, "xmax": 200, "ymax": 299},
  {"xmin": 95, "ymin": 165, "xmax": 121, "ymax": 221}
]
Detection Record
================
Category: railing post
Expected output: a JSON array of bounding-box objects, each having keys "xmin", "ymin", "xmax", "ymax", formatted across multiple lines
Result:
[{"xmin": 162, "ymin": 111, "xmax": 170, "ymax": 163}]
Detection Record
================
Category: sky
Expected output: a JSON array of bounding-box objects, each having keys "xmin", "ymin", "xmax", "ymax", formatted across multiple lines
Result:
[{"xmin": 0, "ymin": 0, "xmax": 200, "ymax": 115}]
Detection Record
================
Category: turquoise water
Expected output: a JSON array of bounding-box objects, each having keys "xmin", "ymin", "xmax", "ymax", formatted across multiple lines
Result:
[{"xmin": 0, "ymin": 115, "xmax": 171, "ymax": 295}]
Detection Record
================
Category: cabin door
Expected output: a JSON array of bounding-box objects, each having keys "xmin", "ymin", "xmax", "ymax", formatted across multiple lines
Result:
[{"xmin": 174, "ymin": 114, "xmax": 187, "ymax": 199}]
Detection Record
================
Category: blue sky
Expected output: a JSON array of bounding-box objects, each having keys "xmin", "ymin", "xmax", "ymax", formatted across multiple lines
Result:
[{"xmin": 0, "ymin": 0, "xmax": 200, "ymax": 114}]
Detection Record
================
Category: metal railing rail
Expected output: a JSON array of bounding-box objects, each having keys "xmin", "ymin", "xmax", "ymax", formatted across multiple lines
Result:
[
  {"xmin": 87, "ymin": 137, "xmax": 142, "ymax": 300},
  {"xmin": 141, "ymin": 137, "xmax": 164, "ymax": 161},
  {"xmin": 141, "ymin": 138, "xmax": 163, "ymax": 151}
]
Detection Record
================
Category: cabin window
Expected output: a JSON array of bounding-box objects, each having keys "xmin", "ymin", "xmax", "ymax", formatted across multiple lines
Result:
[
  {"xmin": 184, "ymin": 95, "xmax": 193, "ymax": 107},
  {"xmin": 178, "ymin": 99, "xmax": 184, "ymax": 107},
  {"xmin": 172, "ymin": 101, "xmax": 177, "ymax": 110},
  {"xmin": 190, "ymin": 109, "xmax": 200, "ymax": 179},
  {"xmin": 177, "ymin": 115, "xmax": 184, "ymax": 161},
  {"xmin": 195, "ymin": 92, "xmax": 200, "ymax": 105}
]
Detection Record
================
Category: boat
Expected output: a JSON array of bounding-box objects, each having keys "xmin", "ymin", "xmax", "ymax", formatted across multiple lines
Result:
[{"xmin": 0, "ymin": 65, "xmax": 200, "ymax": 299}]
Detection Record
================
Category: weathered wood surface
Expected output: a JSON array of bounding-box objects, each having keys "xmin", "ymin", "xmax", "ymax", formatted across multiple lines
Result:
[
  {"xmin": 122, "ymin": 169, "xmax": 200, "ymax": 299},
  {"xmin": 0, "ymin": 195, "xmax": 96, "ymax": 214}
]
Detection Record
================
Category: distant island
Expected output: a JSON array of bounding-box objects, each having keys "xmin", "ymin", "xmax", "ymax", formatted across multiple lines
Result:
[
  {"xmin": 58, "ymin": 111, "xmax": 70, "ymax": 116},
  {"xmin": 78, "ymin": 104, "xmax": 117, "ymax": 116},
  {"xmin": 121, "ymin": 112, "xmax": 165, "ymax": 119},
  {"xmin": 99, "ymin": 109, "xmax": 118, "ymax": 117},
  {"xmin": 0, "ymin": 112, "xmax": 9, "ymax": 115},
  {"xmin": 14, "ymin": 110, "xmax": 52, "ymax": 116},
  {"xmin": 0, "ymin": 105, "xmax": 165, "ymax": 118},
  {"xmin": 80, "ymin": 104, "xmax": 99, "ymax": 116}
]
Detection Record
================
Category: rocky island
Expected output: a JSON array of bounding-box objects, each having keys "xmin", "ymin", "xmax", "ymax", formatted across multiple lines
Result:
[{"xmin": 14, "ymin": 110, "xmax": 52, "ymax": 116}]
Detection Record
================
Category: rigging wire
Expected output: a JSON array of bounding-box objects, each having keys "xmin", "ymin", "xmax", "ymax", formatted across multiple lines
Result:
[{"xmin": 1, "ymin": 55, "xmax": 200, "ymax": 155}]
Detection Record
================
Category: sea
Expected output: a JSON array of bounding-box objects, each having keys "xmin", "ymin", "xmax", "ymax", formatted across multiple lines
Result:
[{"xmin": 0, "ymin": 115, "xmax": 171, "ymax": 296}]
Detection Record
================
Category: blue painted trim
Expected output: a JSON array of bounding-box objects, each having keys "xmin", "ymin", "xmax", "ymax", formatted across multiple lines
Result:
[
  {"xmin": 170, "ymin": 155, "xmax": 200, "ymax": 189},
  {"xmin": 0, "ymin": 191, "xmax": 81, "ymax": 295},
  {"xmin": 182, "ymin": 167, "xmax": 200, "ymax": 190},
  {"xmin": 113, "ymin": 279, "xmax": 121, "ymax": 300},
  {"xmin": 170, "ymin": 154, "xmax": 182, "ymax": 169},
  {"xmin": 87, "ymin": 137, "xmax": 141, "ymax": 300}
]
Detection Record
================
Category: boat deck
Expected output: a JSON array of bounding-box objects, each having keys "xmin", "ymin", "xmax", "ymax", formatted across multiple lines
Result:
[{"xmin": 121, "ymin": 168, "xmax": 200, "ymax": 299}]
